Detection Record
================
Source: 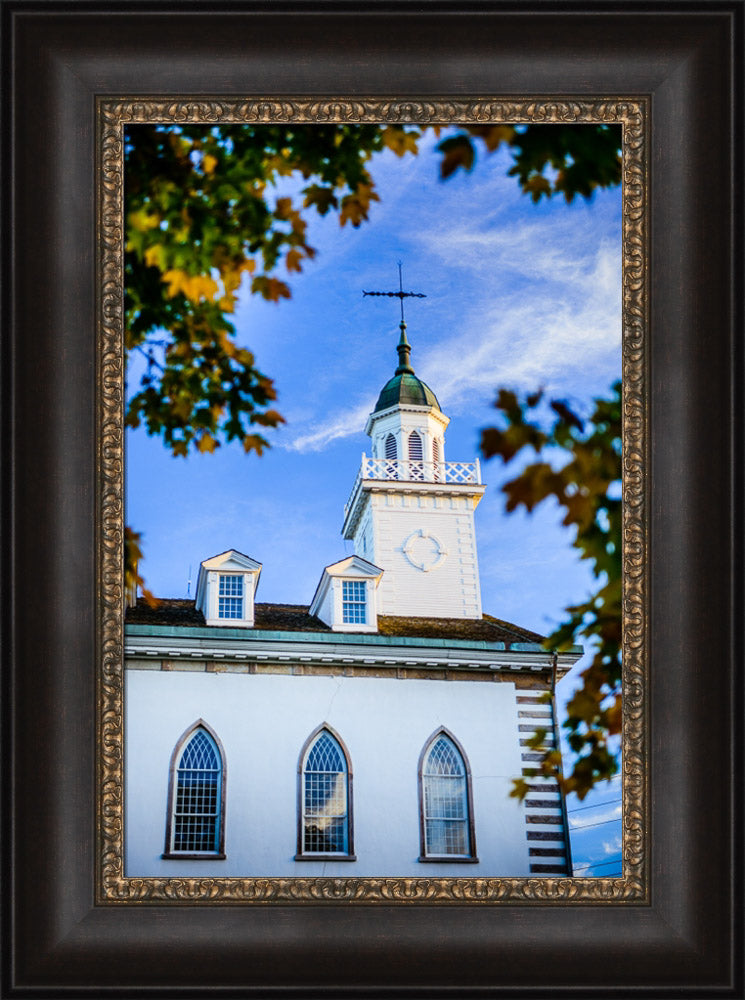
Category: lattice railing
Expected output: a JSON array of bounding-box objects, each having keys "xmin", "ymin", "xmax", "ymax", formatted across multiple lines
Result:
[
  {"xmin": 361, "ymin": 456, "xmax": 480, "ymax": 484},
  {"xmin": 344, "ymin": 455, "xmax": 481, "ymax": 517}
]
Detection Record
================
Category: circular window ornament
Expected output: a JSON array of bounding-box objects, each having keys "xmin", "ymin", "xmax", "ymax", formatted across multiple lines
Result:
[{"xmin": 402, "ymin": 529, "xmax": 448, "ymax": 572}]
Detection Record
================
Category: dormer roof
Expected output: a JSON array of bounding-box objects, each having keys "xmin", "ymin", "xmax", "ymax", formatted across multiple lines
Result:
[{"xmin": 309, "ymin": 555, "xmax": 383, "ymax": 610}]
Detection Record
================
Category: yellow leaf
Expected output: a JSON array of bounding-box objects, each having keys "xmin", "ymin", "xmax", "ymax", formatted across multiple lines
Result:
[
  {"xmin": 163, "ymin": 269, "xmax": 219, "ymax": 303},
  {"xmin": 286, "ymin": 248, "xmax": 303, "ymax": 273},
  {"xmin": 128, "ymin": 207, "xmax": 161, "ymax": 232},
  {"xmin": 162, "ymin": 268, "xmax": 188, "ymax": 298},
  {"xmin": 475, "ymin": 124, "xmax": 515, "ymax": 152},
  {"xmin": 381, "ymin": 127, "xmax": 419, "ymax": 157},
  {"xmin": 196, "ymin": 433, "xmax": 218, "ymax": 453},
  {"xmin": 251, "ymin": 275, "xmax": 291, "ymax": 302},
  {"xmin": 202, "ymin": 153, "xmax": 218, "ymax": 174},
  {"xmin": 339, "ymin": 183, "xmax": 379, "ymax": 227},
  {"xmin": 144, "ymin": 244, "xmax": 166, "ymax": 270},
  {"xmin": 182, "ymin": 274, "xmax": 219, "ymax": 304},
  {"xmin": 243, "ymin": 434, "xmax": 266, "ymax": 455}
]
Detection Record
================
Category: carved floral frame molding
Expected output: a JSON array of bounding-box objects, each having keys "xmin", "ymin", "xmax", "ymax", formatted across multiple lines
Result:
[{"xmin": 97, "ymin": 97, "xmax": 647, "ymax": 904}]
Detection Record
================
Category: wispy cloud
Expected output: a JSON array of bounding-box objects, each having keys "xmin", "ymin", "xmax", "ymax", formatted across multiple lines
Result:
[
  {"xmin": 419, "ymin": 234, "xmax": 621, "ymax": 414},
  {"xmin": 283, "ymin": 399, "xmax": 375, "ymax": 453},
  {"xmin": 602, "ymin": 834, "xmax": 623, "ymax": 856}
]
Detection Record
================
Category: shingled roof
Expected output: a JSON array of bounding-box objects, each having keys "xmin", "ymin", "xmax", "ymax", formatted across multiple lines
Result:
[{"xmin": 126, "ymin": 598, "xmax": 546, "ymax": 645}]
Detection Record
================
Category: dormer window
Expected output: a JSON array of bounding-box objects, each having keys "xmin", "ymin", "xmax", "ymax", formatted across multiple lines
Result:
[
  {"xmin": 342, "ymin": 580, "xmax": 366, "ymax": 624},
  {"xmin": 309, "ymin": 555, "xmax": 383, "ymax": 633},
  {"xmin": 218, "ymin": 574, "xmax": 243, "ymax": 619},
  {"xmin": 195, "ymin": 550, "xmax": 262, "ymax": 627}
]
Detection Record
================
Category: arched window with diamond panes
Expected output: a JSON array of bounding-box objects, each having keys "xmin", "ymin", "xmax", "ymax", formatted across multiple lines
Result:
[
  {"xmin": 418, "ymin": 728, "xmax": 477, "ymax": 861},
  {"xmin": 296, "ymin": 725, "xmax": 354, "ymax": 859},
  {"xmin": 164, "ymin": 721, "xmax": 226, "ymax": 859}
]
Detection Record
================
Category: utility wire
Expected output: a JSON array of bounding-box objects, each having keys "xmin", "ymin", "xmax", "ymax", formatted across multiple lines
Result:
[
  {"xmin": 573, "ymin": 856, "xmax": 623, "ymax": 873},
  {"xmin": 569, "ymin": 816, "xmax": 622, "ymax": 832},
  {"xmin": 568, "ymin": 798, "xmax": 622, "ymax": 814}
]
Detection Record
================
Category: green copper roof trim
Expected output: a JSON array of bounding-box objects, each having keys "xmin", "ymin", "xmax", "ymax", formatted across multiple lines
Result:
[{"xmin": 125, "ymin": 623, "xmax": 582, "ymax": 656}]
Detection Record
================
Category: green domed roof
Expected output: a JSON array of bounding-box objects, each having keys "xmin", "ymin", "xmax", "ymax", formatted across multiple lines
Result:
[
  {"xmin": 373, "ymin": 320, "xmax": 441, "ymax": 414},
  {"xmin": 374, "ymin": 372, "xmax": 440, "ymax": 413}
]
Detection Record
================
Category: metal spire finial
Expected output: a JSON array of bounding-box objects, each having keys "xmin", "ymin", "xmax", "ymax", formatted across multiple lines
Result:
[{"xmin": 363, "ymin": 262, "xmax": 426, "ymax": 375}]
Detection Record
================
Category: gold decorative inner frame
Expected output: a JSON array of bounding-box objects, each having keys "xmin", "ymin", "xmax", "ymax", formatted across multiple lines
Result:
[{"xmin": 97, "ymin": 98, "xmax": 647, "ymax": 904}]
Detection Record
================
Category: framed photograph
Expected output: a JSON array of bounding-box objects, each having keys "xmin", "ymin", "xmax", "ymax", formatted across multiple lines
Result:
[
  {"xmin": 4, "ymin": 2, "xmax": 741, "ymax": 995},
  {"xmin": 115, "ymin": 106, "xmax": 630, "ymax": 894}
]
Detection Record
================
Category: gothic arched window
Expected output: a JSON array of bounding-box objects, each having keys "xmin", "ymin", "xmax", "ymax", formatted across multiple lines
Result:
[
  {"xmin": 418, "ymin": 729, "xmax": 476, "ymax": 861},
  {"xmin": 296, "ymin": 726, "xmax": 354, "ymax": 859},
  {"xmin": 164, "ymin": 721, "xmax": 226, "ymax": 858}
]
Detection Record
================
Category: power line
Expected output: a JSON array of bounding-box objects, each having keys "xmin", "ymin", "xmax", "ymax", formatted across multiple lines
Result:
[
  {"xmin": 569, "ymin": 816, "xmax": 622, "ymax": 832},
  {"xmin": 568, "ymin": 797, "xmax": 622, "ymax": 814},
  {"xmin": 573, "ymin": 856, "xmax": 623, "ymax": 873}
]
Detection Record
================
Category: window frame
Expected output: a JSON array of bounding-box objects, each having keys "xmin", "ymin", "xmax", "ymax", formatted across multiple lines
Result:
[
  {"xmin": 341, "ymin": 578, "xmax": 367, "ymax": 625},
  {"xmin": 162, "ymin": 719, "xmax": 227, "ymax": 860},
  {"xmin": 417, "ymin": 727, "xmax": 478, "ymax": 863},
  {"xmin": 217, "ymin": 572, "xmax": 244, "ymax": 620},
  {"xmin": 295, "ymin": 724, "xmax": 356, "ymax": 861}
]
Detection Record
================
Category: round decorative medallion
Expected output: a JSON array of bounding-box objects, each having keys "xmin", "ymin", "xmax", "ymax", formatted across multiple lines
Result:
[{"xmin": 402, "ymin": 529, "xmax": 448, "ymax": 572}]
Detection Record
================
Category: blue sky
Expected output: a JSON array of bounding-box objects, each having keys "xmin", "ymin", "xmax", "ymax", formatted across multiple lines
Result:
[{"xmin": 126, "ymin": 129, "xmax": 623, "ymax": 876}]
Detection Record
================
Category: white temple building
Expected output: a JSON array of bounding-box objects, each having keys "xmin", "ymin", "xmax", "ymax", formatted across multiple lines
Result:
[{"xmin": 124, "ymin": 317, "xmax": 581, "ymax": 877}]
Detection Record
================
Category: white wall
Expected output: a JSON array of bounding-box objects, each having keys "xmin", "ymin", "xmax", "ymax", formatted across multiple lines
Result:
[
  {"xmin": 125, "ymin": 669, "xmax": 530, "ymax": 877},
  {"xmin": 369, "ymin": 492, "xmax": 482, "ymax": 618}
]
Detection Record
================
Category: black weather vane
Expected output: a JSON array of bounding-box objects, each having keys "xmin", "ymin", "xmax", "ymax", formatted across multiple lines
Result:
[{"xmin": 363, "ymin": 261, "xmax": 426, "ymax": 325}]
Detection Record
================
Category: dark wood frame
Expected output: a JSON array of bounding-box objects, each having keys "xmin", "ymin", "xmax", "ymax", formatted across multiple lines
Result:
[
  {"xmin": 294, "ymin": 723, "xmax": 356, "ymax": 861},
  {"xmin": 161, "ymin": 718, "xmax": 228, "ymax": 861},
  {"xmin": 417, "ymin": 727, "xmax": 478, "ymax": 863},
  {"xmin": 3, "ymin": 1, "xmax": 742, "ymax": 994}
]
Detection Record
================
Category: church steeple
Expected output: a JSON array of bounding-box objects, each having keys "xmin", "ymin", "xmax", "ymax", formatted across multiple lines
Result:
[{"xmin": 341, "ymin": 285, "xmax": 486, "ymax": 620}]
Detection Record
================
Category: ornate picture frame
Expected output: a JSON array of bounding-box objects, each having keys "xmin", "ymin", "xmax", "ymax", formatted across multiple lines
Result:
[
  {"xmin": 100, "ymin": 96, "xmax": 646, "ymax": 905},
  {"xmin": 4, "ymin": 3, "xmax": 740, "ymax": 994}
]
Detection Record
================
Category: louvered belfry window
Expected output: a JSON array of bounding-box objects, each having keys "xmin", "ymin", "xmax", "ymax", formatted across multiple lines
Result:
[
  {"xmin": 171, "ymin": 728, "xmax": 223, "ymax": 854},
  {"xmin": 421, "ymin": 734, "xmax": 471, "ymax": 857},
  {"xmin": 432, "ymin": 437, "xmax": 442, "ymax": 481},
  {"xmin": 301, "ymin": 730, "xmax": 350, "ymax": 854},
  {"xmin": 408, "ymin": 431, "xmax": 424, "ymax": 480}
]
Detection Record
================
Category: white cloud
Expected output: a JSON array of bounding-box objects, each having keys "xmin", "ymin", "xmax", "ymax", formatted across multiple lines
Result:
[
  {"xmin": 420, "ymin": 240, "xmax": 621, "ymax": 414},
  {"xmin": 283, "ymin": 399, "xmax": 374, "ymax": 453},
  {"xmin": 602, "ymin": 834, "xmax": 623, "ymax": 856}
]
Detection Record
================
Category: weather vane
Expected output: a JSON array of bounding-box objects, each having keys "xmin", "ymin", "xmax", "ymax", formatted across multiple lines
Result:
[{"xmin": 363, "ymin": 261, "xmax": 426, "ymax": 325}]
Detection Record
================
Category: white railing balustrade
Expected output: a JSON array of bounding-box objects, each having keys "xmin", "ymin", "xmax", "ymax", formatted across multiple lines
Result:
[{"xmin": 344, "ymin": 454, "xmax": 481, "ymax": 516}]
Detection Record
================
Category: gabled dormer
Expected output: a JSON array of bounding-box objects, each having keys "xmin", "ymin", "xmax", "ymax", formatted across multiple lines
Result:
[
  {"xmin": 309, "ymin": 555, "xmax": 383, "ymax": 633},
  {"xmin": 195, "ymin": 550, "xmax": 262, "ymax": 627}
]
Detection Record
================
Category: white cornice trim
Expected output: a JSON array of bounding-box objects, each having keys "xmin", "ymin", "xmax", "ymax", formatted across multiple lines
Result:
[{"xmin": 124, "ymin": 632, "xmax": 580, "ymax": 676}]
